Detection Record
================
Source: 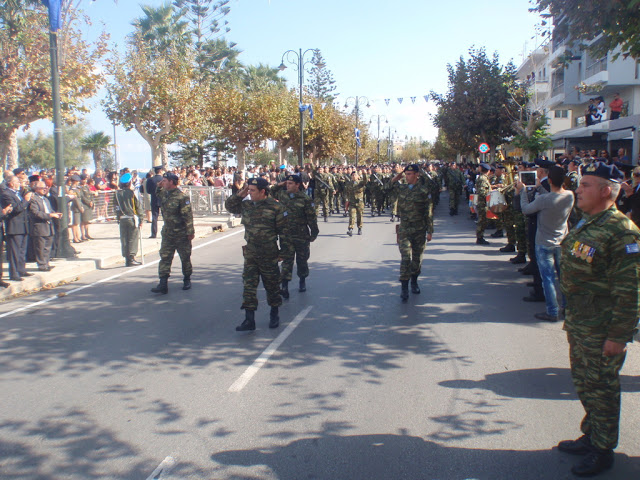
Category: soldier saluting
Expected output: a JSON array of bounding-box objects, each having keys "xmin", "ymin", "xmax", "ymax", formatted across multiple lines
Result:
[{"xmin": 557, "ymin": 162, "xmax": 640, "ymax": 477}]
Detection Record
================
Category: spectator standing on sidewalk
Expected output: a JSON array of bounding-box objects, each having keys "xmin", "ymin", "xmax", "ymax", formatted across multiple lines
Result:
[
  {"xmin": 28, "ymin": 181, "xmax": 61, "ymax": 272},
  {"xmin": 517, "ymin": 165, "xmax": 574, "ymax": 322},
  {"xmin": 146, "ymin": 166, "xmax": 164, "ymax": 238},
  {"xmin": 556, "ymin": 162, "xmax": 640, "ymax": 477},
  {"xmin": 115, "ymin": 173, "xmax": 143, "ymax": 267}
]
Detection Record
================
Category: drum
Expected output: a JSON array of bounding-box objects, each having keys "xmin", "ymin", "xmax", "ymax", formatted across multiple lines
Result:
[
  {"xmin": 470, "ymin": 194, "xmax": 478, "ymax": 206},
  {"xmin": 488, "ymin": 190, "xmax": 507, "ymax": 214}
]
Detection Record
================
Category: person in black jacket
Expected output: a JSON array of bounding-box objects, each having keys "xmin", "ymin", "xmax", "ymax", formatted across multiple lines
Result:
[
  {"xmin": 28, "ymin": 181, "xmax": 62, "ymax": 271},
  {"xmin": 2, "ymin": 176, "xmax": 33, "ymax": 281},
  {"xmin": 145, "ymin": 166, "xmax": 164, "ymax": 238}
]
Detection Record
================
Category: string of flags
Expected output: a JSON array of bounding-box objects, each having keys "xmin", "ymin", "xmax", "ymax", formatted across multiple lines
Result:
[{"xmin": 384, "ymin": 95, "xmax": 429, "ymax": 106}]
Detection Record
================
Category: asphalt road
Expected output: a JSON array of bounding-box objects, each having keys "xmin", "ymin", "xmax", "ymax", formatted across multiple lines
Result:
[{"xmin": 1, "ymin": 193, "xmax": 639, "ymax": 480}]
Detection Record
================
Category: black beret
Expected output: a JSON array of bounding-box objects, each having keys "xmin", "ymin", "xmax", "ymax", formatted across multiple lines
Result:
[
  {"xmin": 614, "ymin": 161, "xmax": 634, "ymax": 175},
  {"xmin": 496, "ymin": 164, "xmax": 505, "ymax": 169},
  {"xmin": 535, "ymin": 158, "xmax": 555, "ymax": 169},
  {"xmin": 163, "ymin": 172, "xmax": 179, "ymax": 182},
  {"xmin": 247, "ymin": 177, "xmax": 269, "ymax": 189},
  {"xmin": 286, "ymin": 174, "xmax": 301, "ymax": 183},
  {"xmin": 28, "ymin": 175, "xmax": 40, "ymax": 183},
  {"xmin": 404, "ymin": 164, "xmax": 420, "ymax": 173},
  {"xmin": 13, "ymin": 168, "xmax": 25, "ymax": 175},
  {"xmin": 582, "ymin": 162, "xmax": 624, "ymax": 183},
  {"xmin": 479, "ymin": 163, "xmax": 491, "ymax": 171}
]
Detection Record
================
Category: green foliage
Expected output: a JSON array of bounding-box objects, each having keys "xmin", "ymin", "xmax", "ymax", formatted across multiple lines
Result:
[
  {"xmin": 80, "ymin": 131, "xmax": 111, "ymax": 170},
  {"xmin": 250, "ymin": 148, "xmax": 278, "ymax": 167},
  {"xmin": 308, "ymin": 49, "xmax": 338, "ymax": 102},
  {"xmin": 531, "ymin": 0, "xmax": 640, "ymax": 60},
  {"xmin": 18, "ymin": 121, "xmax": 89, "ymax": 170},
  {"xmin": 433, "ymin": 130, "xmax": 457, "ymax": 160},
  {"xmin": 512, "ymin": 116, "xmax": 553, "ymax": 158}
]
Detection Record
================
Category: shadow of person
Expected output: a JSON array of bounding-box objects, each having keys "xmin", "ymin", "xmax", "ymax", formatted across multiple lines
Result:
[
  {"xmin": 211, "ymin": 433, "xmax": 639, "ymax": 480},
  {"xmin": 439, "ymin": 367, "xmax": 640, "ymax": 400}
]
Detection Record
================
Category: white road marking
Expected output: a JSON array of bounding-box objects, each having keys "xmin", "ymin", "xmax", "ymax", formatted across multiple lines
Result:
[
  {"xmin": 0, "ymin": 229, "xmax": 244, "ymax": 319},
  {"xmin": 229, "ymin": 306, "xmax": 313, "ymax": 392},
  {"xmin": 146, "ymin": 456, "xmax": 176, "ymax": 480}
]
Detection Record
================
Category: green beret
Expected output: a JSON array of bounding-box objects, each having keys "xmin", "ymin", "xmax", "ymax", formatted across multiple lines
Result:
[{"xmin": 582, "ymin": 162, "xmax": 624, "ymax": 183}]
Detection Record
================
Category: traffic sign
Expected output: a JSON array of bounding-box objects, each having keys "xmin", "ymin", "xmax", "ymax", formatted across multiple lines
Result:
[{"xmin": 478, "ymin": 143, "xmax": 490, "ymax": 154}]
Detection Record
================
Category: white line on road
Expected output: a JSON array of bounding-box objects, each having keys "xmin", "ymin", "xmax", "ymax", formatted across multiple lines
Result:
[
  {"xmin": 229, "ymin": 306, "xmax": 313, "ymax": 393},
  {"xmin": 146, "ymin": 456, "xmax": 176, "ymax": 480},
  {"xmin": 0, "ymin": 229, "xmax": 244, "ymax": 320}
]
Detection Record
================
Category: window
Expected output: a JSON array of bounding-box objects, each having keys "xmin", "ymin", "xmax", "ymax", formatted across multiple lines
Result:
[{"xmin": 554, "ymin": 110, "xmax": 569, "ymax": 119}]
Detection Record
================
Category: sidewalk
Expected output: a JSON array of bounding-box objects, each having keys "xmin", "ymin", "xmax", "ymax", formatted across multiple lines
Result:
[{"xmin": 0, "ymin": 214, "xmax": 241, "ymax": 302}]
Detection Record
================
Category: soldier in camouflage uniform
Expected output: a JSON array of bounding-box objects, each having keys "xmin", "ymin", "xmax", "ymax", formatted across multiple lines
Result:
[
  {"xmin": 369, "ymin": 166, "xmax": 385, "ymax": 216},
  {"xmin": 557, "ymin": 162, "xmax": 640, "ymax": 478},
  {"xmin": 388, "ymin": 164, "xmax": 403, "ymax": 222},
  {"xmin": 446, "ymin": 163, "xmax": 465, "ymax": 216},
  {"xmin": 114, "ymin": 173, "xmax": 143, "ymax": 267},
  {"xmin": 272, "ymin": 174, "xmax": 319, "ymax": 297},
  {"xmin": 389, "ymin": 164, "xmax": 434, "ymax": 301},
  {"xmin": 150, "ymin": 172, "xmax": 195, "ymax": 294},
  {"xmin": 226, "ymin": 177, "xmax": 288, "ymax": 331},
  {"xmin": 475, "ymin": 163, "xmax": 492, "ymax": 245},
  {"xmin": 345, "ymin": 170, "xmax": 366, "ymax": 236},
  {"xmin": 565, "ymin": 159, "xmax": 582, "ymax": 228},
  {"xmin": 313, "ymin": 166, "xmax": 334, "ymax": 221}
]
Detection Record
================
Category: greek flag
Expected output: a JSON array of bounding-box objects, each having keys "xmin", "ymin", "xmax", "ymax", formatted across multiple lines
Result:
[
  {"xmin": 299, "ymin": 102, "xmax": 314, "ymax": 120},
  {"xmin": 355, "ymin": 128, "xmax": 361, "ymax": 147},
  {"xmin": 41, "ymin": 0, "xmax": 62, "ymax": 31}
]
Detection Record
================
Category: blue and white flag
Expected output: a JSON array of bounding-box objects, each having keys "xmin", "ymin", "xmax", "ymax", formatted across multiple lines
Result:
[
  {"xmin": 355, "ymin": 128, "xmax": 361, "ymax": 147},
  {"xmin": 299, "ymin": 102, "xmax": 314, "ymax": 120},
  {"xmin": 41, "ymin": 0, "xmax": 62, "ymax": 32}
]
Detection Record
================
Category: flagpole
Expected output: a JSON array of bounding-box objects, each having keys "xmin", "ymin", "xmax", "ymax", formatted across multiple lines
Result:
[{"xmin": 344, "ymin": 96, "xmax": 370, "ymax": 167}]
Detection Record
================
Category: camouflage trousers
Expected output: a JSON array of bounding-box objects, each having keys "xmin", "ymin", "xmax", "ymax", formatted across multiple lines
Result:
[
  {"xmin": 371, "ymin": 191, "xmax": 385, "ymax": 214},
  {"xmin": 242, "ymin": 252, "xmax": 282, "ymax": 311},
  {"xmin": 315, "ymin": 190, "xmax": 330, "ymax": 217},
  {"xmin": 567, "ymin": 330, "xmax": 626, "ymax": 450},
  {"xmin": 280, "ymin": 238, "xmax": 311, "ymax": 281},
  {"xmin": 476, "ymin": 200, "xmax": 488, "ymax": 237},
  {"xmin": 328, "ymin": 190, "xmax": 335, "ymax": 212},
  {"xmin": 158, "ymin": 233, "xmax": 192, "ymax": 278},
  {"xmin": 514, "ymin": 211, "xmax": 527, "ymax": 253},
  {"xmin": 349, "ymin": 202, "xmax": 364, "ymax": 229},
  {"xmin": 449, "ymin": 188, "xmax": 461, "ymax": 210},
  {"xmin": 119, "ymin": 218, "xmax": 139, "ymax": 258},
  {"xmin": 334, "ymin": 191, "xmax": 345, "ymax": 213},
  {"xmin": 501, "ymin": 207, "xmax": 516, "ymax": 245},
  {"xmin": 398, "ymin": 230, "xmax": 426, "ymax": 281}
]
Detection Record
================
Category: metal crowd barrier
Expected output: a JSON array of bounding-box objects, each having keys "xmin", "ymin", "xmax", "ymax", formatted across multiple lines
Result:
[
  {"xmin": 180, "ymin": 185, "xmax": 232, "ymax": 217},
  {"xmin": 92, "ymin": 190, "xmax": 116, "ymax": 222}
]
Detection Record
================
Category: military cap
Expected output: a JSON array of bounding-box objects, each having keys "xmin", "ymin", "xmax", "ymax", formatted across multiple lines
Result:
[
  {"xmin": 535, "ymin": 158, "xmax": 555, "ymax": 169},
  {"xmin": 247, "ymin": 177, "xmax": 269, "ymax": 189},
  {"xmin": 614, "ymin": 161, "xmax": 634, "ymax": 176},
  {"xmin": 153, "ymin": 166, "xmax": 163, "ymax": 173},
  {"xmin": 479, "ymin": 163, "xmax": 491, "ymax": 171},
  {"xmin": 70, "ymin": 174, "xmax": 81, "ymax": 182},
  {"xmin": 13, "ymin": 168, "xmax": 25, "ymax": 175},
  {"xmin": 404, "ymin": 164, "xmax": 420, "ymax": 172},
  {"xmin": 489, "ymin": 165, "xmax": 496, "ymax": 172},
  {"xmin": 163, "ymin": 172, "xmax": 179, "ymax": 183},
  {"xmin": 28, "ymin": 175, "xmax": 40, "ymax": 183},
  {"xmin": 285, "ymin": 174, "xmax": 301, "ymax": 183},
  {"xmin": 496, "ymin": 164, "xmax": 505, "ymax": 169},
  {"xmin": 582, "ymin": 161, "xmax": 624, "ymax": 183},
  {"xmin": 522, "ymin": 161, "xmax": 536, "ymax": 168},
  {"xmin": 120, "ymin": 172, "xmax": 132, "ymax": 184}
]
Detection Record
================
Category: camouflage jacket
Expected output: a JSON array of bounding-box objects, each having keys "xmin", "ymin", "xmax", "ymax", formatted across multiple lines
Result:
[
  {"xmin": 160, "ymin": 188, "xmax": 194, "ymax": 237},
  {"xmin": 272, "ymin": 185, "xmax": 319, "ymax": 241},
  {"xmin": 314, "ymin": 172, "xmax": 335, "ymax": 192},
  {"xmin": 345, "ymin": 178, "xmax": 367, "ymax": 204},
  {"xmin": 560, "ymin": 205, "xmax": 640, "ymax": 343},
  {"xmin": 225, "ymin": 194, "xmax": 289, "ymax": 257},
  {"xmin": 368, "ymin": 173, "xmax": 385, "ymax": 193},
  {"xmin": 475, "ymin": 173, "xmax": 491, "ymax": 199},
  {"xmin": 447, "ymin": 169, "xmax": 465, "ymax": 189},
  {"xmin": 392, "ymin": 181, "xmax": 434, "ymax": 235}
]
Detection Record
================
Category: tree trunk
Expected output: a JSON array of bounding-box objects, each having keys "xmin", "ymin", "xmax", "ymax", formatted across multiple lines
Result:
[
  {"xmin": 161, "ymin": 143, "xmax": 169, "ymax": 169},
  {"xmin": 150, "ymin": 143, "xmax": 162, "ymax": 167},
  {"xmin": 93, "ymin": 150, "xmax": 102, "ymax": 171},
  {"xmin": 235, "ymin": 143, "xmax": 246, "ymax": 171},
  {"xmin": 6, "ymin": 128, "xmax": 19, "ymax": 171}
]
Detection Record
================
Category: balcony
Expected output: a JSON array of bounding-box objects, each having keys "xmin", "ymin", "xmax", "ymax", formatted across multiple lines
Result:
[
  {"xmin": 551, "ymin": 81, "xmax": 564, "ymax": 97},
  {"xmin": 585, "ymin": 57, "xmax": 607, "ymax": 78}
]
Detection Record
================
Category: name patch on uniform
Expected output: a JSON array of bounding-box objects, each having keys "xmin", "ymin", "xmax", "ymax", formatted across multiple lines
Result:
[
  {"xmin": 185, "ymin": 200, "xmax": 190, "ymax": 205},
  {"xmin": 625, "ymin": 243, "xmax": 640, "ymax": 254},
  {"xmin": 283, "ymin": 211, "xmax": 288, "ymax": 217}
]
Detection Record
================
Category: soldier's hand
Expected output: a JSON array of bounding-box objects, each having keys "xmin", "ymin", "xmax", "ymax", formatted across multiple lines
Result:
[
  {"xmin": 427, "ymin": 233, "xmax": 432, "ymax": 242},
  {"xmin": 188, "ymin": 234, "xmax": 195, "ymax": 241},
  {"xmin": 603, "ymin": 340, "xmax": 626, "ymax": 357}
]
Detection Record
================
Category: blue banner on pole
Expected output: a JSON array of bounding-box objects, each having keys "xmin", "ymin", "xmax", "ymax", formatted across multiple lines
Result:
[
  {"xmin": 355, "ymin": 128, "xmax": 361, "ymax": 147},
  {"xmin": 41, "ymin": 0, "xmax": 62, "ymax": 32}
]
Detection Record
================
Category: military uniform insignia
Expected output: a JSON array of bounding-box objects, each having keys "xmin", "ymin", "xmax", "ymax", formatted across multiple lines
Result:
[
  {"xmin": 185, "ymin": 200, "xmax": 190, "ymax": 205},
  {"xmin": 625, "ymin": 243, "xmax": 640, "ymax": 254}
]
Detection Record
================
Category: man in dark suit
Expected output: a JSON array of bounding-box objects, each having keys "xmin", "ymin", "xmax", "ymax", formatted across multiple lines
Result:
[
  {"xmin": 0, "ymin": 199, "xmax": 14, "ymax": 288},
  {"xmin": 2, "ymin": 175, "xmax": 33, "ymax": 281},
  {"xmin": 28, "ymin": 181, "xmax": 62, "ymax": 271},
  {"xmin": 145, "ymin": 166, "xmax": 164, "ymax": 238}
]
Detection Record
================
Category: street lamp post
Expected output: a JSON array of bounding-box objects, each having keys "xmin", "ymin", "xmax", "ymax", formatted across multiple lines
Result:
[
  {"xmin": 385, "ymin": 126, "xmax": 397, "ymax": 163},
  {"xmin": 344, "ymin": 96, "xmax": 370, "ymax": 166},
  {"xmin": 279, "ymin": 48, "xmax": 324, "ymax": 167},
  {"xmin": 370, "ymin": 115, "xmax": 388, "ymax": 164}
]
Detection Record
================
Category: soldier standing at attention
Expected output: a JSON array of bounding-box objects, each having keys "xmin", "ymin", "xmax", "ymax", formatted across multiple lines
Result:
[
  {"xmin": 345, "ymin": 170, "xmax": 367, "ymax": 236},
  {"xmin": 271, "ymin": 174, "xmax": 319, "ymax": 298},
  {"xmin": 389, "ymin": 164, "xmax": 434, "ymax": 301},
  {"xmin": 312, "ymin": 166, "xmax": 334, "ymax": 222},
  {"xmin": 475, "ymin": 163, "xmax": 492, "ymax": 245},
  {"xmin": 226, "ymin": 177, "xmax": 288, "ymax": 331},
  {"xmin": 557, "ymin": 162, "xmax": 640, "ymax": 477},
  {"xmin": 447, "ymin": 162, "xmax": 465, "ymax": 216},
  {"xmin": 150, "ymin": 172, "xmax": 194, "ymax": 294},
  {"xmin": 115, "ymin": 173, "xmax": 143, "ymax": 267}
]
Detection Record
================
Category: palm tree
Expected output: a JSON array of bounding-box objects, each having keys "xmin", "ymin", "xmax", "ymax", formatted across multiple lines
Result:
[
  {"xmin": 132, "ymin": 3, "xmax": 190, "ymax": 57},
  {"xmin": 80, "ymin": 132, "xmax": 111, "ymax": 171}
]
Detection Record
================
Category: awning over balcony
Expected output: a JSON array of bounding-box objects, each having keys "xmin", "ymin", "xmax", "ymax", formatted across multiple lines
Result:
[
  {"xmin": 608, "ymin": 128, "xmax": 634, "ymax": 141},
  {"xmin": 550, "ymin": 115, "xmax": 640, "ymax": 144}
]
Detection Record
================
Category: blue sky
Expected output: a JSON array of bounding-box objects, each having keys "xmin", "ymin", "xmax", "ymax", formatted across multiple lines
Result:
[{"xmin": 31, "ymin": 0, "xmax": 544, "ymax": 171}]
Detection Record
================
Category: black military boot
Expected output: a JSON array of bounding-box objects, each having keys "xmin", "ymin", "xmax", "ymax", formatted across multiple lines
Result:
[
  {"xmin": 299, "ymin": 277, "xmax": 306, "ymax": 292},
  {"xmin": 280, "ymin": 280, "xmax": 289, "ymax": 299},
  {"xmin": 571, "ymin": 447, "xmax": 614, "ymax": 477},
  {"xmin": 357, "ymin": 227, "xmax": 362, "ymax": 235},
  {"xmin": 269, "ymin": 307, "xmax": 280, "ymax": 328},
  {"xmin": 323, "ymin": 215, "xmax": 328, "ymax": 222},
  {"xmin": 150, "ymin": 276, "xmax": 168, "ymax": 294},
  {"xmin": 476, "ymin": 236, "xmax": 490, "ymax": 245},
  {"xmin": 182, "ymin": 276, "xmax": 191, "ymax": 290},
  {"xmin": 400, "ymin": 280, "xmax": 409, "ymax": 302},
  {"xmin": 510, "ymin": 252, "xmax": 526, "ymax": 264},
  {"xmin": 558, "ymin": 435, "xmax": 592, "ymax": 455},
  {"xmin": 490, "ymin": 229, "xmax": 504, "ymax": 238},
  {"xmin": 499, "ymin": 244, "xmax": 516, "ymax": 253},
  {"xmin": 449, "ymin": 208, "xmax": 455, "ymax": 216},
  {"xmin": 347, "ymin": 228, "xmax": 353, "ymax": 236},
  {"xmin": 236, "ymin": 310, "xmax": 256, "ymax": 331},
  {"xmin": 128, "ymin": 255, "xmax": 141, "ymax": 266},
  {"xmin": 390, "ymin": 215, "xmax": 395, "ymax": 222},
  {"xmin": 410, "ymin": 275, "xmax": 420, "ymax": 294}
]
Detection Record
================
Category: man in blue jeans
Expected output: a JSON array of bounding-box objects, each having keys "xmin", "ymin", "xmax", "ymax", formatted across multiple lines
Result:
[{"xmin": 517, "ymin": 165, "xmax": 575, "ymax": 321}]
